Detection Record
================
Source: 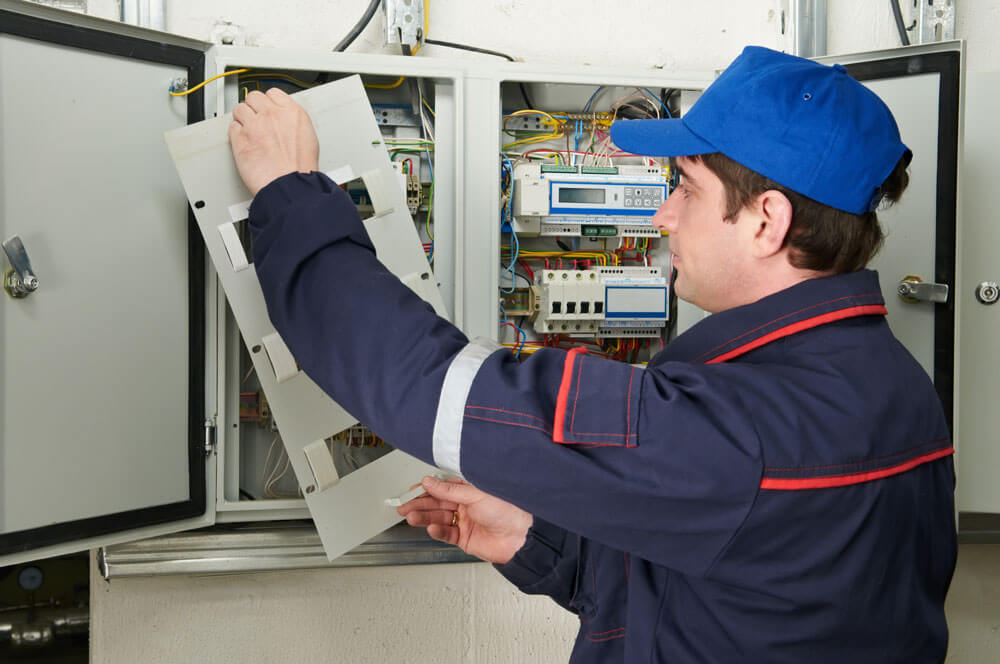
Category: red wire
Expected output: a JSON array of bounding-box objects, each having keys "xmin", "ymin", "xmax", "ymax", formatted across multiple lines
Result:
[
  {"xmin": 500, "ymin": 321, "xmax": 523, "ymax": 346},
  {"xmin": 518, "ymin": 260, "xmax": 535, "ymax": 281},
  {"xmin": 522, "ymin": 148, "xmax": 652, "ymax": 160}
]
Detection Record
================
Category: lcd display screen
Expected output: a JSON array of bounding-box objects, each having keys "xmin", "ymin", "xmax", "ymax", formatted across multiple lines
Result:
[{"xmin": 558, "ymin": 188, "xmax": 605, "ymax": 204}]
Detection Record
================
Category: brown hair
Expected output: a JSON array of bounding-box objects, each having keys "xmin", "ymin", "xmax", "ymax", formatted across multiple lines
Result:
[{"xmin": 690, "ymin": 153, "xmax": 910, "ymax": 274}]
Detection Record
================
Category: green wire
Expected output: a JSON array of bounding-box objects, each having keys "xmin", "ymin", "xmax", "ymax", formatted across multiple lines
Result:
[{"xmin": 425, "ymin": 179, "xmax": 434, "ymax": 242}]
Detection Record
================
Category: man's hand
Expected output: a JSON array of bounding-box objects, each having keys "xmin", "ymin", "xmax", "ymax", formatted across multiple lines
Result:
[
  {"xmin": 228, "ymin": 88, "xmax": 319, "ymax": 196},
  {"xmin": 397, "ymin": 477, "xmax": 533, "ymax": 565}
]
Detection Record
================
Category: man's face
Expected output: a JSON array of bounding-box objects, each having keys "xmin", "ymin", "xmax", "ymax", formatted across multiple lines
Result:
[{"xmin": 651, "ymin": 156, "xmax": 753, "ymax": 313}]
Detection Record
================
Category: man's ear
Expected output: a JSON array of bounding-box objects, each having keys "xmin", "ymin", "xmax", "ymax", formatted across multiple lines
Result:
[{"xmin": 750, "ymin": 189, "xmax": 793, "ymax": 258}]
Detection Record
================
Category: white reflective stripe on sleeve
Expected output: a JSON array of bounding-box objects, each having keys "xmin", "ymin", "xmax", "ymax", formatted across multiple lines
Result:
[{"xmin": 432, "ymin": 337, "xmax": 503, "ymax": 474}]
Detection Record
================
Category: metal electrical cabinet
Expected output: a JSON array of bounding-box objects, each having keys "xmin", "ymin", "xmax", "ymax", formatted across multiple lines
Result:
[
  {"xmin": 0, "ymin": 0, "xmax": 472, "ymax": 571},
  {"xmin": 0, "ymin": 0, "xmax": 981, "ymax": 575}
]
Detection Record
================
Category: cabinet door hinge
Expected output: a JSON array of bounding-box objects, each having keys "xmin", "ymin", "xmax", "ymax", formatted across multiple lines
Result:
[{"xmin": 203, "ymin": 419, "xmax": 217, "ymax": 456}]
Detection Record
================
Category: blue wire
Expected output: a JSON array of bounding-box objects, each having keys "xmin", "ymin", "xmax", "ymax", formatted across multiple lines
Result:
[
  {"xmin": 497, "ymin": 305, "xmax": 527, "ymax": 359},
  {"xmin": 642, "ymin": 88, "xmax": 672, "ymax": 118},
  {"xmin": 512, "ymin": 322, "xmax": 527, "ymax": 358},
  {"xmin": 583, "ymin": 86, "xmax": 604, "ymax": 112},
  {"xmin": 423, "ymin": 146, "xmax": 434, "ymax": 179},
  {"xmin": 500, "ymin": 155, "xmax": 519, "ymax": 294},
  {"xmin": 501, "ymin": 228, "xmax": 519, "ymax": 294},
  {"xmin": 424, "ymin": 144, "xmax": 434, "ymax": 263}
]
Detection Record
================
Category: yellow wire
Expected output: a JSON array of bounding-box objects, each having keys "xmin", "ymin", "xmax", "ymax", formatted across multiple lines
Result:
[
  {"xmin": 411, "ymin": 0, "xmax": 429, "ymax": 55},
  {"xmin": 502, "ymin": 132, "xmax": 565, "ymax": 150},
  {"xmin": 169, "ymin": 68, "xmax": 250, "ymax": 97},
  {"xmin": 506, "ymin": 109, "xmax": 561, "ymax": 125},
  {"xmin": 421, "ymin": 97, "xmax": 436, "ymax": 117},
  {"xmin": 365, "ymin": 76, "xmax": 407, "ymax": 90},
  {"xmin": 240, "ymin": 72, "xmax": 318, "ymax": 88}
]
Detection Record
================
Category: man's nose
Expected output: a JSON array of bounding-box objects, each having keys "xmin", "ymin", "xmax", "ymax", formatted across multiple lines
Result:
[{"xmin": 651, "ymin": 191, "xmax": 679, "ymax": 233}]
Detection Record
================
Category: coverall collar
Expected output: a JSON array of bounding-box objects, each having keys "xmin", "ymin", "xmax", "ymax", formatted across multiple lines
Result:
[{"xmin": 653, "ymin": 269, "xmax": 887, "ymax": 366}]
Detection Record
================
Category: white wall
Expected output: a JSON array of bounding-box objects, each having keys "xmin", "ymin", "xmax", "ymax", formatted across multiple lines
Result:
[{"xmin": 75, "ymin": 1, "xmax": 1000, "ymax": 662}]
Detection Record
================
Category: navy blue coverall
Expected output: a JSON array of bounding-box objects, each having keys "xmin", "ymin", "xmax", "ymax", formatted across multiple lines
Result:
[{"xmin": 249, "ymin": 172, "xmax": 957, "ymax": 663}]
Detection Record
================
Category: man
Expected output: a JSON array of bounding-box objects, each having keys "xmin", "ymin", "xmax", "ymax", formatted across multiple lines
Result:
[{"xmin": 230, "ymin": 46, "xmax": 956, "ymax": 662}]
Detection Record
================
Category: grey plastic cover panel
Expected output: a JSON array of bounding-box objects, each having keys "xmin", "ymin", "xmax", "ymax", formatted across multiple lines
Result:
[
  {"xmin": 0, "ymin": 37, "xmax": 192, "ymax": 538},
  {"xmin": 165, "ymin": 75, "xmax": 443, "ymax": 561},
  {"xmin": 957, "ymin": 72, "xmax": 998, "ymax": 512},
  {"xmin": 864, "ymin": 73, "xmax": 940, "ymax": 378}
]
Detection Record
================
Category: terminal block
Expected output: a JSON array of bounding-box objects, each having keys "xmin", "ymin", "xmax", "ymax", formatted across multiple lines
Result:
[{"xmin": 405, "ymin": 172, "xmax": 422, "ymax": 214}]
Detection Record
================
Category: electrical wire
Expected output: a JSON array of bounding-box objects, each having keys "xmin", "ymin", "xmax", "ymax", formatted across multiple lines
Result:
[
  {"xmin": 890, "ymin": 0, "xmax": 911, "ymax": 46},
  {"xmin": 425, "ymin": 179, "xmax": 435, "ymax": 263},
  {"xmin": 584, "ymin": 87, "xmax": 604, "ymax": 112},
  {"xmin": 365, "ymin": 76, "xmax": 407, "ymax": 89},
  {"xmin": 423, "ymin": 38, "xmax": 533, "ymax": 108},
  {"xmin": 424, "ymin": 37, "xmax": 515, "ymax": 61},
  {"xmin": 500, "ymin": 321, "xmax": 527, "ymax": 358},
  {"xmin": 412, "ymin": 0, "xmax": 429, "ymax": 55},
  {"xmin": 169, "ymin": 68, "xmax": 249, "ymax": 97},
  {"xmin": 641, "ymin": 88, "xmax": 672, "ymax": 118},
  {"xmin": 239, "ymin": 71, "xmax": 316, "ymax": 88},
  {"xmin": 334, "ymin": 0, "xmax": 381, "ymax": 51}
]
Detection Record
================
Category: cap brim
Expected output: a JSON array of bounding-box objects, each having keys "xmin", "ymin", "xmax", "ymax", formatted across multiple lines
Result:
[{"xmin": 609, "ymin": 118, "xmax": 716, "ymax": 157}]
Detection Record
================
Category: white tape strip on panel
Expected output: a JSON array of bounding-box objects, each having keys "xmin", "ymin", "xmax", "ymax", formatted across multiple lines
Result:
[
  {"xmin": 228, "ymin": 200, "xmax": 251, "ymax": 223},
  {"xmin": 261, "ymin": 332, "xmax": 300, "ymax": 383},
  {"xmin": 361, "ymin": 169, "xmax": 394, "ymax": 218},
  {"xmin": 303, "ymin": 439, "xmax": 340, "ymax": 492},
  {"xmin": 217, "ymin": 222, "xmax": 250, "ymax": 272},
  {"xmin": 326, "ymin": 164, "xmax": 357, "ymax": 185}
]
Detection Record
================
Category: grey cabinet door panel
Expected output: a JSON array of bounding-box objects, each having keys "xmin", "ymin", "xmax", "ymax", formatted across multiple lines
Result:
[{"xmin": 0, "ymin": 9, "xmax": 211, "ymax": 565}]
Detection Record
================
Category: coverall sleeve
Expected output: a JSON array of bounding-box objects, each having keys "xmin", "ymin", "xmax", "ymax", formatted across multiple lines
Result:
[
  {"xmin": 493, "ymin": 517, "xmax": 580, "ymax": 612},
  {"xmin": 249, "ymin": 172, "xmax": 763, "ymax": 577}
]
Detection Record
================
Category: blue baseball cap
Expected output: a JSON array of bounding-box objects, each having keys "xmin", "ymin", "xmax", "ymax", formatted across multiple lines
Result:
[{"xmin": 609, "ymin": 46, "xmax": 910, "ymax": 215}]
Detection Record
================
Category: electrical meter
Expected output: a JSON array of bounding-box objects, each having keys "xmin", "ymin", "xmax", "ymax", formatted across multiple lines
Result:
[{"xmin": 512, "ymin": 163, "xmax": 668, "ymax": 238}]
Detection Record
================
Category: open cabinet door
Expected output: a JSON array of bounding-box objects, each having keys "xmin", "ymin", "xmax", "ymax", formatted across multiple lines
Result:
[
  {"xmin": 165, "ymin": 75, "xmax": 446, "ymax": 561},
  {"xmin": 816, "ymin": 43, "xmax": 961, "ymax": 427},
  {"xmin": 0, "ymin": 2, "xmax": 214, "ymax": 566}
]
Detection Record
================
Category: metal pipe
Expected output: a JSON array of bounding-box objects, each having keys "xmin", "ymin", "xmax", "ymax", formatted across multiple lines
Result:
[
  {"xmin": 792, "ymin": 0, "xmax": 828, "ymax": 58},
  {"xmin": 0, "ymin": 607, "xmax": 88, "ymax": 648},
  {"xmin": 121, "ymin": 0, "xmax": 165, "ymax": 31}
]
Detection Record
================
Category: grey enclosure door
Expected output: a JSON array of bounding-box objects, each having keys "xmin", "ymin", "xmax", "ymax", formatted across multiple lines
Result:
[
  {"xmin": 0, "ymin": 7, "xmax": 210, "ymax": 565},
  {"xmin": 821, "ymin": 44, "xmax": 960, "ymax": 424}
]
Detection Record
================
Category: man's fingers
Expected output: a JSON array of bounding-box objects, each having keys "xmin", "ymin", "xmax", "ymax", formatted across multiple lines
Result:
[
  {"xmin": 422, "ymin": 476, "xmax": 482, "ymax": 505},
  {"xmin": 401, "ymin": 509, "xmax": 459, "ymax": 528},
  {"xmin": 426, "ymin": 524, "xmax": 460, "ymax": 547},
  {"xmin": 231, "ymin": 103, "xmax": 254, "ymax": 126},
  {"xmin": 396, "ymin": 495, "xmax": 458, "ymax": 516},
  {"xmin": 265, "ymin": 87, "xmax": 292, "ymax": 104},
  {"xmin": 244, "ymin": 90, "xmax": 272, "ymax": 112}
]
